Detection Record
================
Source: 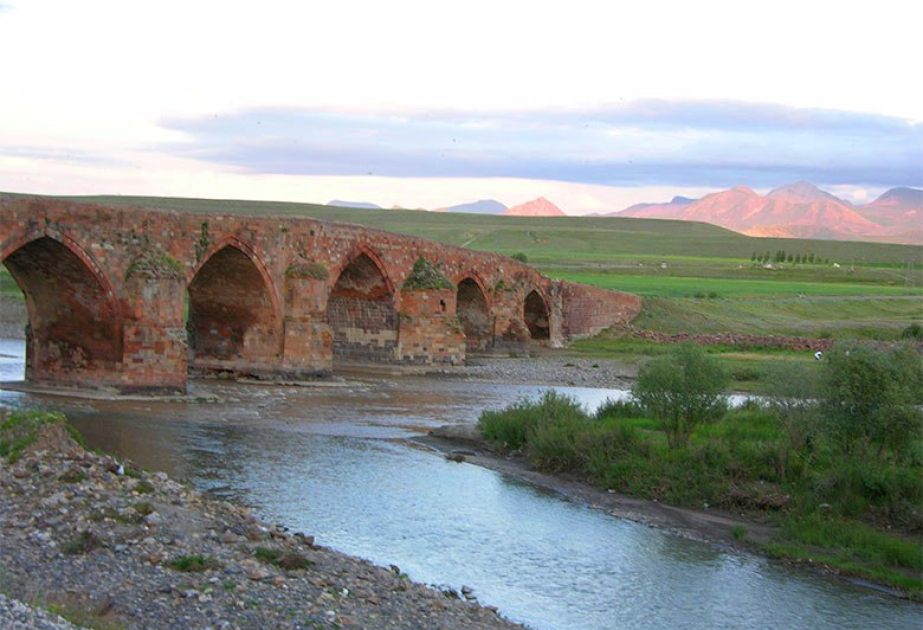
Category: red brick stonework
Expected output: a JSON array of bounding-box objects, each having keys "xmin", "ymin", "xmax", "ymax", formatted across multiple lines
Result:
[{"xmin": 0, "ymin": 197, "xmax": 642, "ymax": 394}]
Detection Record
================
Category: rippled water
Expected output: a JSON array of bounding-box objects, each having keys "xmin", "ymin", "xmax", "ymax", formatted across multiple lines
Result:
[{"xmin": 0, "ymin": 340, "xmax": 919, "ymax": 630}]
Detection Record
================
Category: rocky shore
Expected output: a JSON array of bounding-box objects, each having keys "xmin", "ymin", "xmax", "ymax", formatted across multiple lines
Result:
[
  {"xmin": 447, "ymin": 355, "xmax": 637, "ymax": 389},
  {"xmin": 0, "ymin": 420, "xmax": 530, "ymax": 630}
]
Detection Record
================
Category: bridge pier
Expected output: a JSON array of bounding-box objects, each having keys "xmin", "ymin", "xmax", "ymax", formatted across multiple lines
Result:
[
  {"xmin": 119, "ymin": 259, "xmax": 188, "ymax": 395},
  {"xmin": 397, "ymin": 287, "xmax": 465, "ymax": 365},
  {"xmin": 281, "ymin": 266, "xmax": 334, "ymax": 378}
]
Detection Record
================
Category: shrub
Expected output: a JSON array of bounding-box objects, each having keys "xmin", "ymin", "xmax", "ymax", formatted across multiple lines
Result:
[
  {"xmin": 763, "ymin": 362, "xmax": 822, "ymax": 480},
  {"xmin": 902, "ymin": 323, "xmax": 923, "ymax": 340},
  {"xmin": 820, "ymin": 343, "xmax": 923, "ymax": 460},
  {"xmin": 478, "ymin": 390, "xmax": 588, "ymax": 451},
  {"xmin": 632, "ymin": 344, "xmax": 728, "ymax": 448},
  {"xmin": 402, "ymin": 257, "xmax": 452, "ymax": 290},
  {"xmin": 594, "ymin": 398, "xmax": 644, "ymax": 420},
  {"xmin": 511, "ymin": 252, "xmax": 529, "ymax": 263}
]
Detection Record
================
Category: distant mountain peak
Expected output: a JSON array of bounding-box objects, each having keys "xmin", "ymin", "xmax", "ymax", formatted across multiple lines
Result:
[
  {"xmin": 869, "ymin": 187, "xmax": 923, "ymax": 207},
  {"xmin": 503, "ymin": 197, "xmax": 567, "ymax": 217},
  {"xmin": 435, "ymin": 199, "xmax": 507, "ymax": 215},
  {"xmin": 767, "ymin": 181, "xmax": 844, "ymax": 204},
  {"xmin": 327, "ymin": 200, "xmax": 383, "ymax": 209},
  {"xmin": 670, "ymin": 196, "xmax": 696, "ymax": 205}
]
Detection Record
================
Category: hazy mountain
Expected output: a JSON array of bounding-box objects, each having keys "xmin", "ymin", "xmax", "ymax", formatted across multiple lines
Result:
[
  {"xmin": 502, "ymin": 197, "xmax": 567, "ymax": 217},
  {"xmin": 434, "ymin": 199, "xmax": 507, "ymax": 215},
  {"xmin": 853, "ymin": 187, "xmax": 923, "ymax": 243},
  {"xmin": 616, "ymin": 182, "xmax": 921, "ymax": 243},
  {"xmin": 605, "ymin": 195, "xmax": 695, "ymax": 217},
  {"xmin": 327, "ymin": 200, "xmax": 383, "ymax": 209}
]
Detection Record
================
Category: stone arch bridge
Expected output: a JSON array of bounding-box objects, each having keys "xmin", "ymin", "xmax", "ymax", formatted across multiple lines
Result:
[{"xmin": 1, "ymin": 197, "xmax": 642, "ymax": 394}]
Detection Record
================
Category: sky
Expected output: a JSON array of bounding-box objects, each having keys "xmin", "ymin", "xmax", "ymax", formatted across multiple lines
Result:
[{"xmin": 0, "ymin": 0, "xmax": 920, "ymax": 214}]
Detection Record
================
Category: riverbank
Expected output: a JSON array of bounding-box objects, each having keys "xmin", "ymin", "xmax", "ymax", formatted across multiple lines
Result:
[
  {"xmin": 415, "ymin": 424, "xmax": 916, "ymax": 601},
  {"xmin": 416, "ymin": 425, "xmax": 776, "ymax": 553},
  {"xmin": 0, "ymin": 414, "xmax": 530, "ymax": 630}
]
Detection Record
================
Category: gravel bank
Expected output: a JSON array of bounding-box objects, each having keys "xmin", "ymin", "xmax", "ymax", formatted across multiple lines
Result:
[
  {"xmin": 0, "ymin": 592, "xmax": 88, "ymax": 630},
  {"xmin": 0, "ymin": 421, "xmax": 529, "ymax": 630},
  {"xmin": 443, "ymin": 355, "xmax": 637, "ymax": 389}
]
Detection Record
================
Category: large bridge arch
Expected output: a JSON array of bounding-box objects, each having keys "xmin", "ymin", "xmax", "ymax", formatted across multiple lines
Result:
[
  {"xmin": 327, "ymin": 246, "xmax": 398, "ymax": 363},
  {"xmin": 186, "ymin": 238, "xmax": 283, "ymax": 374},
  {"xmin": 454, "ymin": 273, "xmax": 493, "ymax": 352},
  {"xmin": 523, "ymin": 288, "xmax": 551, "ymax": 341},
  {"xmin": 0, "ymin": 232, "xmax": 123, "ymax": 385}
]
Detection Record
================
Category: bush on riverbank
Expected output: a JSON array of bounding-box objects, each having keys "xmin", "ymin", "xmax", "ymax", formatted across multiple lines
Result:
[{"xmin": 477, "ymin": 343, "xmax": 923, "ymax": 593}]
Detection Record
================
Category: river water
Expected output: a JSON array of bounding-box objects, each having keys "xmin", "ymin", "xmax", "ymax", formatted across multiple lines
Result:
[{"xmin": 0, "ymin": 339, "xmax": 919, "ymax": 630}]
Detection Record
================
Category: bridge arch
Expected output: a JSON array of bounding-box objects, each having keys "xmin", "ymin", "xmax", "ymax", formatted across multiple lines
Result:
[
  {"xmin": 327, "ymin": 246, "xmax": 398, "ymax": 363},
  {"xmin": 0, "ymin": 232, "xmax": 123, "ymax": 383},
  {"xmin": 186, "ymin": 238, "xmax": 282, "ymax": 373},
  {"xmin": 523, "ymin": 288, "xmax": 551, "ymax": 341},
  {"xmin": 454, "ymin": 273, "xmax": 492, "ymax": 352}
]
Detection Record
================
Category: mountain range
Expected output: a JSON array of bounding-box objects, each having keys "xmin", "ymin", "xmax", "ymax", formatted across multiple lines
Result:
[{"xmin": 616, "ymin": 183, "xmax": 921, "ymax": 244}]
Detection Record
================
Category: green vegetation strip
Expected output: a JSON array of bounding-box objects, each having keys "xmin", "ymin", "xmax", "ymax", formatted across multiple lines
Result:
[{"xmin": 478, "ymin": 343, "xmax": 923, "ymax": 595}]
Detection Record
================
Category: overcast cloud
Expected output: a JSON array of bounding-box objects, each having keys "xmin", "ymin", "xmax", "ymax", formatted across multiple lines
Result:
[{"xmin": 161, "ymin": 100, "xmax": 923, "ymax": 189}]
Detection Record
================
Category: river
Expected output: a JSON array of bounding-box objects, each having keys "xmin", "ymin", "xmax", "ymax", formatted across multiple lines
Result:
[{"xmin": 0, "ymin": 339, "xmax": 919, "ymax": 630}]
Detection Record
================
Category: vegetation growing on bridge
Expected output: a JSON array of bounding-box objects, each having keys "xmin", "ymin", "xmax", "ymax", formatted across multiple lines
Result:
[
  {"xmin": 402, "ymin": 257, "xmax": 453, "ymax": 290},
  {"xmin": 478, "ymin": 343, "xmax": 923, "ymax": 595},
  {"xmin": 285, "ymin": 261, "xmax": 329, "ymax": 280}
]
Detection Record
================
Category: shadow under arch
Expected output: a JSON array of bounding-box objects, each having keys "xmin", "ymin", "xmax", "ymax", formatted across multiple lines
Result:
[
  {"xmin": 186, "ymin": 239, "xmax": 282, "ymax": 374},
  {"xmin": 327, "ymin": 246, "xmax": 398, "ymax": 364},
  {"xmin": 1, "ymin": 232, "xmax": 123, "ymax": 384},
  {"xmin": 455, "ymin": 274, "xmax": 492, "ymax": 352},
  {"xmin": 523, "ymin": 288, "xmax": 551, "ymax": 341}
]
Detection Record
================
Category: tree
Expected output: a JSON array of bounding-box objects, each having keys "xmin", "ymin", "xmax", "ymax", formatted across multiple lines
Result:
[
  {"xmin": 820, "ymin": 343, "xmax": 923, "ymax": 460},
  {"xmin": 632, "ymin": 344, "xmax": 728, "ymax": 448}
]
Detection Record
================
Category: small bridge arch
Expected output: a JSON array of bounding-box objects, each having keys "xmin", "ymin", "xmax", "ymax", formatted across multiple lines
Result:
[
  {"xmin": 186, "ymin": 237, "xmax": 283, "ymax": 374},
  {"xmin": 454, "ymin": 273, "xmax": 493, "ymax": 352},
  {"xmin": 523, "ymin": 288, "xmax": 551, "ymax": 341},
  {"xmin": 1, "ymin": 231, "xmax": 123, "ymax": 385},
  {"xmin": 327, "ymin": 245, "xmax": 399, "ymax": 363}
]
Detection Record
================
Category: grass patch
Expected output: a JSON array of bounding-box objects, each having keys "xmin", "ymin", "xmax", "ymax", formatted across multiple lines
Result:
[
  {"xmin": 62, "ymin": 531, "xmax": 101, "ymax": 555},
  {"xmin": 254, "ymin": 546, "xmax": 313, "ymax": 571},
  {"xmin": 167, "ymin": 554, "xmax": 220, "ymax": 573},
  {"xmin": 0, "ymin": 410, "xmax": 74, "ymax": 463}
]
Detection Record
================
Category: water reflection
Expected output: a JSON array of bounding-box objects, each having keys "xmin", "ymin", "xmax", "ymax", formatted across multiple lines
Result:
[{"xmin": 0, "ymin": 339, "xmax": 920, "ymax": 630}]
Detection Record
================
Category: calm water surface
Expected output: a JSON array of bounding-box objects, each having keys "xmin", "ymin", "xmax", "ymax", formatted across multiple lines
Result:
[{"xmin": 0, "ymin": 340, "xmax": 919, "ymax": 630}]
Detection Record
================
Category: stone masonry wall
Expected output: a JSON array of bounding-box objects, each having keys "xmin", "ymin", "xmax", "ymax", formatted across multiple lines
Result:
[{"xmin": 0, "ymin": 197, "xmax": 642, "ymax": 393}]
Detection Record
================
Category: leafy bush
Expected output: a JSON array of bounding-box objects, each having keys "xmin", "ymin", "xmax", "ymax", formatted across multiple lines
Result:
[
  {"xmin": 594, "ymin": 398, "xmax": 644, "ymax": 420},
  {"xmin": 902, "ymin": 323, "xmax": 923, "ymax": 340},
  {"xmin": 511, "ymin": 252, "xmax": 529, "ymax": 263},
  {"xmin": 478, "ymin": 390, "xmax": 588, "ymax": 451},
  {"xmin": 820, "ymin": 343, "xmax": 923, "ymax": 460},
  {"xmin": 632, "ymin": 344, "xmax": 728, "ymax": 448}
]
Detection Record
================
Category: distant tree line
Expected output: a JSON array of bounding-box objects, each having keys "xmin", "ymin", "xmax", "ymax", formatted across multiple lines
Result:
[{"xmin": 751, "ymin": 251, "xmax": 828, "ymax": 265}]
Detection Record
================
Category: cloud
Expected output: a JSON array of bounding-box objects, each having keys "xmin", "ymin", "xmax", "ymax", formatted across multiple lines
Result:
[
  {"xmin": 0, "ymin": 145, "xmax": 124, "ymax": 167},
  {"xmin": 159, "ymin": 101, "xmax": 923, "ymax": 189}
]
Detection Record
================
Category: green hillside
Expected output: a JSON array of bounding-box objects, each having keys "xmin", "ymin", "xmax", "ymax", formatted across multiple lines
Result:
[{"xmin": 3, "ymin": 192, "xmax": 919, "ymax": 269}]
